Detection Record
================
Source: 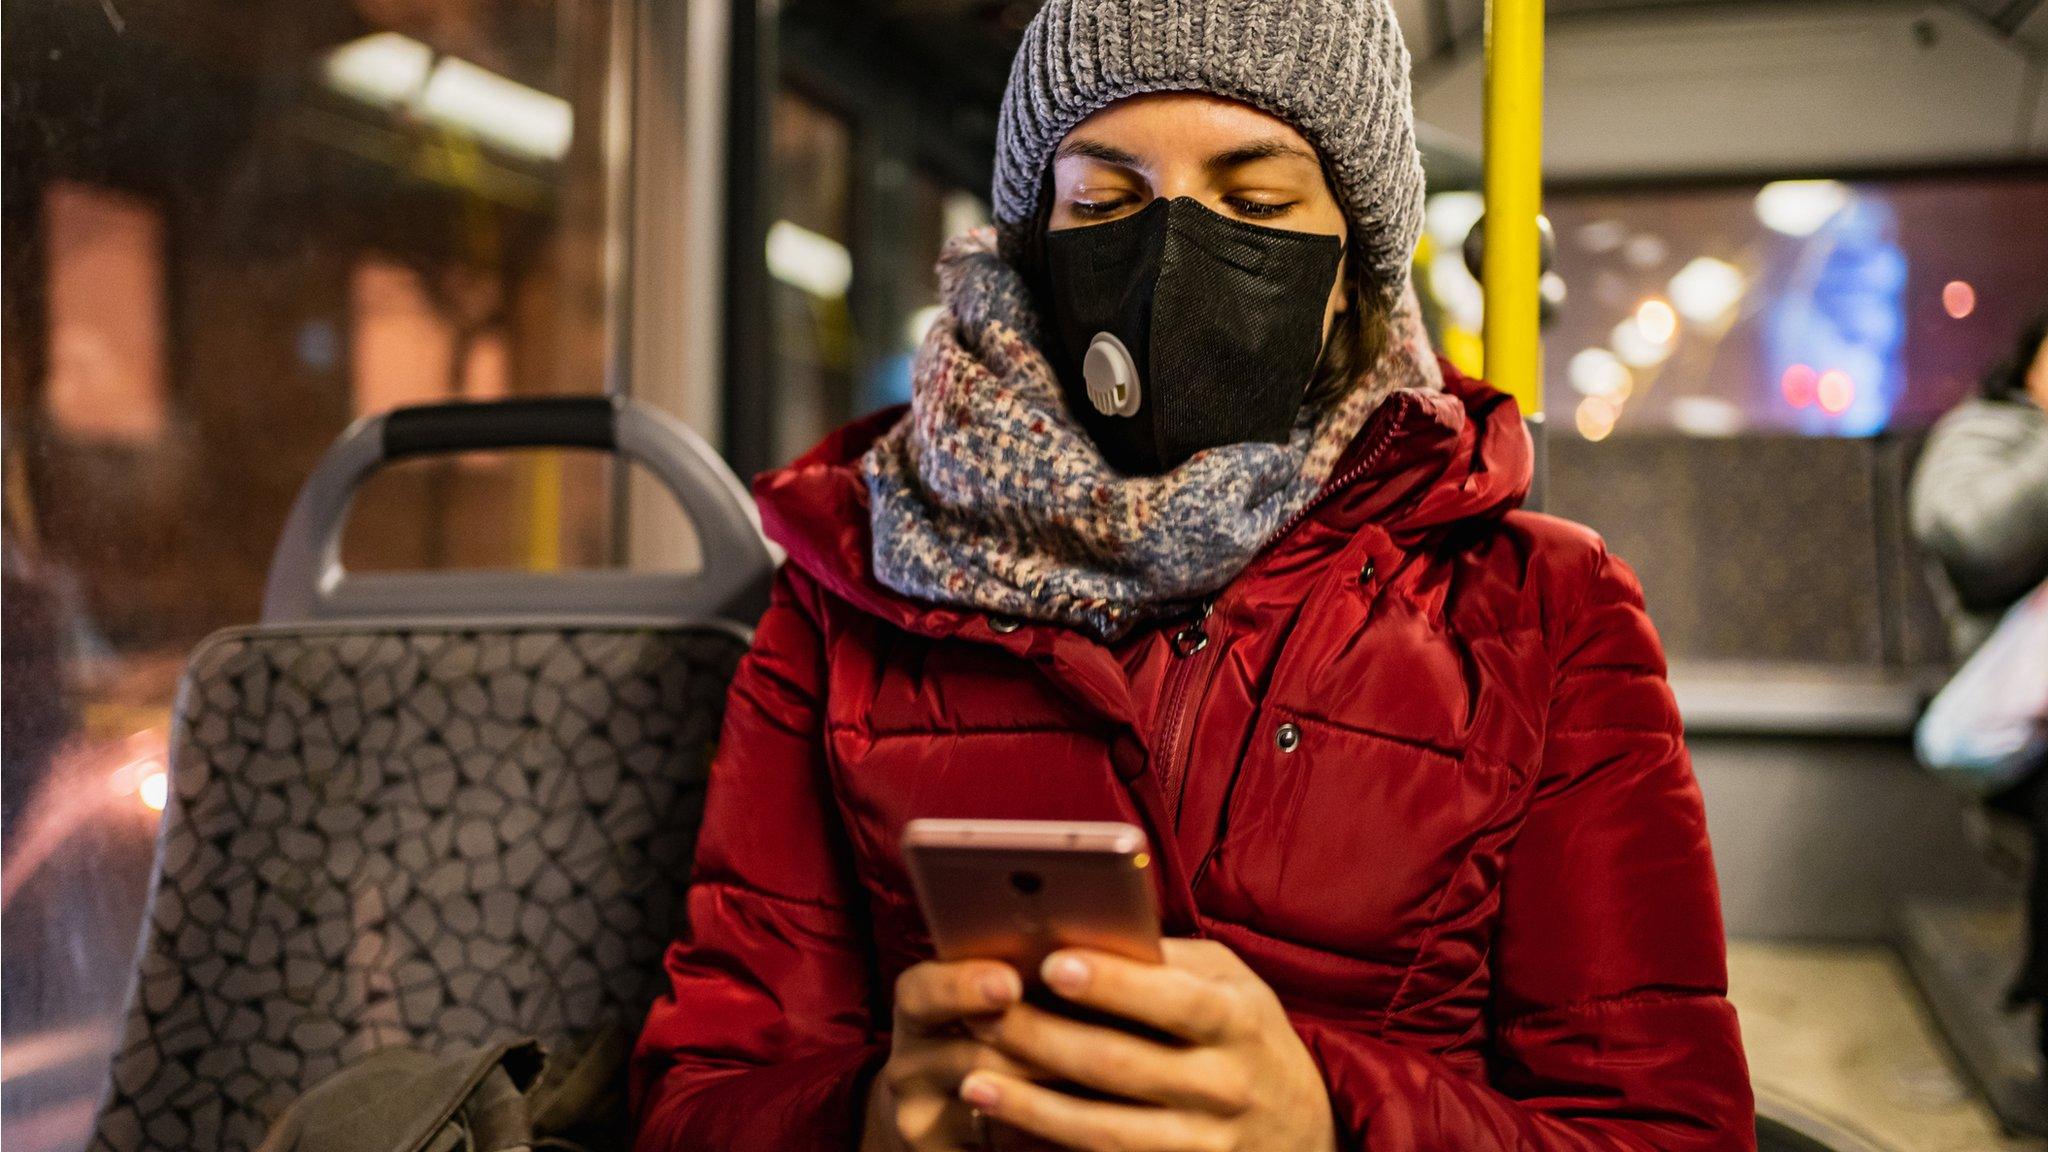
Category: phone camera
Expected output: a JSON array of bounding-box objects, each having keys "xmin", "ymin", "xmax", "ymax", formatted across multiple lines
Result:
[{"xmin": 1008, "ymin": 870, "xmax": 1043, "ymax": 896}]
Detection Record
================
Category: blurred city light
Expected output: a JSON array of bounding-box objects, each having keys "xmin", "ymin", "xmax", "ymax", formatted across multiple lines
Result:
[
  {"xmin": 1668, "ymin": 257, "xmax": 1746, "ymax": 325},
  {"xmin": 1429, "ymin": 250, "xmax": 1486, "ymax": 331},
  {"xmin": 1817, "ymin": 369, "xmax": 1856, "ymax": 415},
  {"xmin": 1575, "ymin": 219, "xmax": 1626, "ymax": 254},
  {"xmin": 322, "ymin": 32, "xmax": 433, "ymax": 107},
  {"xmin": 1575, "ymin": 395, "xmax": 1618, "ymax": 441},
  {"xmin": 322, "ymin": 34, "xmax": 575, "ymax": 162},
  {"xmin": 1623, "ymin": 233, "xmax": 1668, "ymax": 269},
  {"xmin": 105, "ymin": 748, "xmax": 170, "ymax": 813},
  {"xmin": 1754, "ymin": 180, "xmax": 1852, "ymax": 237},
  {"xmin": 8, "ymin": 729, "xmax": 170, "ymax": 908},
  {"xmin": 1635, "ymin": 298, "xmax": 1679, "ymax": 345},
  {"xmin": 419, "ymin": 57, "xmax": 574, "ymax": 161},
  {"xmin": 767, "ymin": 220, "xmax": 854, "ymax": 298},
  {"xmin": 138, "ymin": 770, "xmax": 168, "ymax": 812},
  {"xmin": 1762, "ymin": 195, "xmax": 1905, "ymax": 436},
  {"xmin": 1670, "ymin": 395, "xmax": 1744, "ymax": 438},
  {"xmin": 1943, "ymin": 279, "xmax": 1977, "ymax": 320},
  {"xmin": 1781, "ymin": 363, "xmax": 1819, "ymax": 408},
  {"xmin": 904, "ymin": 303, "xmax": 944, "ymax": 347},
  {"xmin": 1568, "ymin": 347, "xmax": 1633, "ymax": 399},
  {"xmin": 1612, "ymin": 317, "xmax": 1674, "ymax": 369},
  {"xmin": 1425, "ymin": 191, "xmax": 1486, "ymax": 248}
]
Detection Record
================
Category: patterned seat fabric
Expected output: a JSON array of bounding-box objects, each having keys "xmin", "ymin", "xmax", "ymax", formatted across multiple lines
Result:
[{"xmin": 90, "ymin": 623, "xmax": 746, "ymax": 1152}]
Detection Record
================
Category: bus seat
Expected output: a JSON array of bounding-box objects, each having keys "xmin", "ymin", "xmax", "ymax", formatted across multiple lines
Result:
[{"xmin": 87, "ymin": 397, "xmax": 775, "ymax": 1152}]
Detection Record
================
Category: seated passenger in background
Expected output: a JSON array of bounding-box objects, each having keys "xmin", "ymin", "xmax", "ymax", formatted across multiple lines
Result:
[
  {"xmin": 1912, "ymin": 311, "xmax": 2048, "ymax": 1060},
  {"xmin": 1913, "ymin": 312, "xmax": 2048, "ymax": 659},
  {"xmin": 631, "ymin": 2, "xmax": 1753, "ymax": 1149}
]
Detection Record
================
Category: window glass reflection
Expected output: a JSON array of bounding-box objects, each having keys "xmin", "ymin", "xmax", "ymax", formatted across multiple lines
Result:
[
  {"xmin": 1, "ymin": 4, "xmax": 627, "ymax": 1148},
  {"xmin": 42, "ymin": 181, "xmax": 171, "ymax": 445},
  {"xmin": 1538, "ymin": 175, "xmax": 2048, "ymax": 441},
  {"xmin": 768, "ymin": 91, "xmax": 856, "ymax": 465},
  {"xmin": 764, "ymin": 89, "xmax": 990, "ymax": 463},
  {"xmin": 859, "ymin": 175, "xmax": 989, "ymax": 415}
]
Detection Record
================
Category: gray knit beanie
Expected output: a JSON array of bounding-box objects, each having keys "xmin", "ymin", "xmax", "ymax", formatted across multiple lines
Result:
[{"xmin": 993, "ymin": 0, "xmax": 1426, "ymax": 304}]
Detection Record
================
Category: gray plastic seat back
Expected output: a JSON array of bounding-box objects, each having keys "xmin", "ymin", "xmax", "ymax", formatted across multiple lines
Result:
[{"xmin": 90, "ymin": 398, "xmax": 772, "ymax": 1152}]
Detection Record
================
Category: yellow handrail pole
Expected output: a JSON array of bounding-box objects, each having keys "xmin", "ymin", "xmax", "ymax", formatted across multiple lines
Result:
[
  {"xmin": 527, "ymin": 450, "xmax": 564, "ymax": 573},
  {"xmin": 1482, "ymin": 0, "xmax": 1545, "ymax": 421}
]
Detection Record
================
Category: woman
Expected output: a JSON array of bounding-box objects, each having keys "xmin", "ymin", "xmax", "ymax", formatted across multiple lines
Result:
[{"xmin": 633, "ymin": 2, "xmax": 1752, "ymax": 1149}]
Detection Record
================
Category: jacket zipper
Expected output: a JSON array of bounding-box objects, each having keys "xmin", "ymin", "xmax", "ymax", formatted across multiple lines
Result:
[
  {"xmin": 1167, "ymin": 413, "xmax": 1407, "ymax": 886},
  {"xmin": 1153, "ymin": 599, "xmax": 1215, "ymax": 829},
  {"xmin": 1053, "ymin": 407, "xmax": 1411, "ymax": 885},
  {"xmin": 1256, "ymin": 400, "xmax": 1408, "ymax": 558}
]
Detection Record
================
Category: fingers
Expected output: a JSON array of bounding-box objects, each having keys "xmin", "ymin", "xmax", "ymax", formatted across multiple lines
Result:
[
  {"xmin": 881, "ymin": 1038, "xmax": 1038, "ymax": 1151},
  {"xmin": 1038, "ymin": 945, "xmax": 1256, "ymax": 1046},
  {"xmin": 968, "ymin": 1003, "xmax": 1249, "ymax": 1114},
  {"xmin": 886, "ymin": 1091, "xmax": 981, "ymax": 1152},
  {"xmin": 895, "ymin": 960, "xmax": 1024, "ymax": 1032},
  {"xmin": 960, "ymin": 1071, "xmax": 1229, "ymax": 1152},
  {"xmin": 883, "ymin": 1036, "xmax": 1040, "ymax": 1097}
]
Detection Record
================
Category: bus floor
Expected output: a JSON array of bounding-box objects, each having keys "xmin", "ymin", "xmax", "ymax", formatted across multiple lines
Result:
[{"xmin": 1731, "ymin": 937, "xmax": 2041, "ymax": 1151}]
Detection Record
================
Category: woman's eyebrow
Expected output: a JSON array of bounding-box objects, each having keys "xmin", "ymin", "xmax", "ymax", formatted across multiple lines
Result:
[
  {"xmin": 1055, "ymin": 138, "xmax": 1143, "ymax": 167},
  {"xmin": 1205, "ymin": 139, "xmax": 1320, "ymax": 171}
]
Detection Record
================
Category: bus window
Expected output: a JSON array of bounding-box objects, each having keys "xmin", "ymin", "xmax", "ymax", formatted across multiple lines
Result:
[
  {"xmin": 0, "ymin": 4, "xmax": 635, "ymax": 1148},
  {"xmin": 860, "ymin": 175, "xmax": 991, "ymax": 415},
  {"xmin": 1542, "ymin": 174, "xmax": 2048, "ymax": 441},
  {"xmin": 767, "ymin": 91, "xmax": 856, "ymax": 466}
]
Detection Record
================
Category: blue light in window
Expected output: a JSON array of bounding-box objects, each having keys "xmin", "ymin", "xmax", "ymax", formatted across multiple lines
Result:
[{"xmin": 1763, "ymin": 194, "xmax": 1907, "ymax": 437}]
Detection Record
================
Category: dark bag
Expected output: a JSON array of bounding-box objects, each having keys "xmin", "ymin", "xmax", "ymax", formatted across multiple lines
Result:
[{"xmin": 256, "ymin": 1027, "xmax": 627, "ymax": 1152}]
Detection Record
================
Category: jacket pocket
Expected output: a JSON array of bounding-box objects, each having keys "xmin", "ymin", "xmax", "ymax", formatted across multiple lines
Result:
[{"xmin": 1196, "ymin": 707, "xmax": 1505, "ymax": 967}]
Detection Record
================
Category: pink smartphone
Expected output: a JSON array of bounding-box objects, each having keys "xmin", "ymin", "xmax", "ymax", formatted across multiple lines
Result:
[{"xmin": 902, "ymin": 818, "xmax": 1164, "ymax": 981}]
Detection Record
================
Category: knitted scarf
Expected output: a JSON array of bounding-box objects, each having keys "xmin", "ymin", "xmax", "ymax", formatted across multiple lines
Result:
[{"xmin": 862, "ymin": 227, "xmax": 1443, "ymax": 639}]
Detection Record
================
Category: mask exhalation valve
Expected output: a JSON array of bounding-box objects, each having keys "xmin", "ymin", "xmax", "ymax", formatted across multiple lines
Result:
[{"xmin": 1082, "ymin": 331, "xmax": 1142, "ymax": 417}]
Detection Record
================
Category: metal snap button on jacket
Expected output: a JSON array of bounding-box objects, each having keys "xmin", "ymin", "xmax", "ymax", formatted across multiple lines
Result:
[
  {"xmin": 1275, "ymin": 722, "xmax": 1302, "ymax": 752},
  {"xmin": 988, "ymin": 617, "xmax": 1021, "ymax": 634}
]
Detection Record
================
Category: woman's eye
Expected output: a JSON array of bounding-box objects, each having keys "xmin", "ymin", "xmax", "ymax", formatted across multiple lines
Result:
[
  {"xmin": 1070, "ymin": 197, "xmax": 1135, "ymax": 218},
  {"xmin": 1229, "ymin": 198, "xmax": 1295, "ymax": 220}
]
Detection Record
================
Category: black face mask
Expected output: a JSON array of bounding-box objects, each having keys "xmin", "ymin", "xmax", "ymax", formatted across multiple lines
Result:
[{"xmin": 1043, "ymin": 196, "xmax": 1346, "ymax": 475}]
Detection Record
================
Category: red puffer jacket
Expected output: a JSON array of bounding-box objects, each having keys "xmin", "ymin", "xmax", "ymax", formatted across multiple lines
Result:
[{"xmin": 632, "ymin": 365, "xmax": 1753, "ymax": 1151}]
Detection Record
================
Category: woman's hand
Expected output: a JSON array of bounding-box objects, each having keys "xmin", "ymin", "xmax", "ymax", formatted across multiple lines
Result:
[
  {"xmin": 864, "ymin": 958, "xmax": 1044, "ymax": 1152},
  {"xmin": 958, "ymin": 940, "xmax": 1338, "ymax": 1152}
]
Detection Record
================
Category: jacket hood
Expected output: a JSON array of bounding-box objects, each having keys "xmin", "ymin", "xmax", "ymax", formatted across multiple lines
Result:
[{"xmin": 752, "ymin": 359, "xmax": 1531, "ymax": 635}]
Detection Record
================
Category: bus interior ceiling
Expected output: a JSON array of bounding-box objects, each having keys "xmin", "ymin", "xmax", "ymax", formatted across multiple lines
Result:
[{"xmin": 4, "ymin": 1, "xmax": 2048, "ymax": 1150}]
